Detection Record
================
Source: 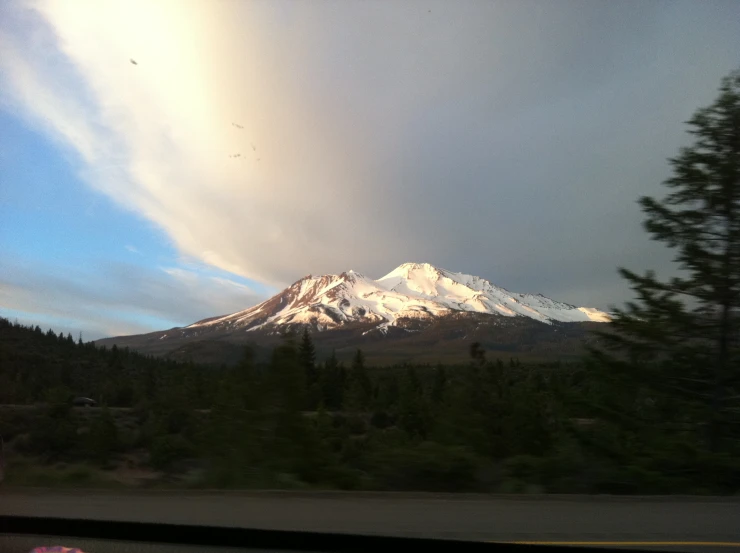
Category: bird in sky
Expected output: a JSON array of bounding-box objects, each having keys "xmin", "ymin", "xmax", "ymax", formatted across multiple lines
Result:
[
  {"xmin": 251, "ymin": 144, "xmax": 256, "ymax": 151},
  {"xmin": 130, "ymin": 59, "xmax": 138, "ymax": 65},
  {"xmin": 232, "ymin": 123, "xmax": 244, "ymax": 129}
]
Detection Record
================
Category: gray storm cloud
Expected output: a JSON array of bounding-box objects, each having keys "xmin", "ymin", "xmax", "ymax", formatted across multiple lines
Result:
[{"xmin": 1, "ymin": 0, "xmax": 739, "ymax": 311}]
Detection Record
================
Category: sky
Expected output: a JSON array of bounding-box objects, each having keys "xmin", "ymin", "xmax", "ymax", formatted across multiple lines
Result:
[{"xmin": 1, "ymin": 0, "xmax": 739, "ymax": 340}]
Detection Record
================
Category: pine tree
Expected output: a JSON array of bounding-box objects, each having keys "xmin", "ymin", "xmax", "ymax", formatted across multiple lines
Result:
[
  {"xmin": 266, "ymin": 337, "xmax": 306, "ymax": 426},
  {"xmin": 299, "ymin": 327, "xmax": 320, "ymax": 409},
  {"xmin": 233, "ymin": 346, "xmax": 260, "ymax": 398},
  {"xmin": 591, "ymin": 69, "xmax": 740, "ymax": 452},
  {"xmin": 299, "ymin": 327, "xmax": 317, "ymax": 382},
  {"xmin": 433, "ymin": 367, "xmax": 487, "ymax": 454},
  {"xmin": 398, "ymin": 367, "xmax": 430, "ymax": 439},
  {"xmin": 346, "ymin": 349, "xmax": 372, "ymax": 411},
  {"xmin": 320, "ymin": 351, "xmax": 344, "ymax": 410},
  {"xmin": 431, "ymin": 365, "xmax": 447, "ymax": 405},
  {"xmin": 470, "ymin": 342, "xmax": 486, "ymax": 367},
  {"xmin": 265, "ymin": 336, "xmax": 330, "ymax": 482},
  {"xmin": 205, "ymin": 346, "xmax": 265, "ymax": 484}
]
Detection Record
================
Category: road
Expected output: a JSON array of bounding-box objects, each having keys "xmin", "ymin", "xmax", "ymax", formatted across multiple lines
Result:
[{"xmin": 2, "ymin": 491, "xmax": 740, "ymax": 552}]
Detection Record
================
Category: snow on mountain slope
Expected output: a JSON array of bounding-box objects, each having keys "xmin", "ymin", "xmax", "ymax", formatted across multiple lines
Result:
[{"xmin": 186, "ymin": 262, "xmax": 610, "ymax": 334}]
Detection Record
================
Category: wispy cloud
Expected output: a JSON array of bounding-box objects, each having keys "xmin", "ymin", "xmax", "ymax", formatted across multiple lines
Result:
[
  {"xmin": 3, "ymin": 0, "xmax": 411, "ymax": 288},
  {"xmin": 0, "ymin": 259, "xmax": 265, "ymax": 339},
  {"xmin": 125, "ymin": 244, "xmax": 139, "ymax": 254}
]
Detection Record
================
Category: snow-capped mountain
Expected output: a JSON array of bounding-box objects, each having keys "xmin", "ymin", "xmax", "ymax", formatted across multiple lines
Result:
[
  {"xmin": 95, "ymin": 262, "xmax": 611, "ymax": 363},
  {"xmin": 186, "ymin": 262, "xmax": 610, "ymax": 335}
]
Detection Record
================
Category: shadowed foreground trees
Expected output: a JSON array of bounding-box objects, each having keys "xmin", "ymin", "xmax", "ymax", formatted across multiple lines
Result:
[
  {"xmin": 589, "ymin": 70, "xmax": 740, "ymax": 459},
  {"xmin": 3, "ymin": 315, "xmax": 740, "ymax": 493}
]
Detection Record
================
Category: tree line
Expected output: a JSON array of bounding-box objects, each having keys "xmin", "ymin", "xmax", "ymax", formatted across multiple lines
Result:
[{"xmin": 1, "ymin": 317, "xmax": 739, "ymax": 492}]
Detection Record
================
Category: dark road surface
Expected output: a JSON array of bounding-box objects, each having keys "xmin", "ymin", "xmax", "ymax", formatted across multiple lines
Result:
[{"xmin": 2, "ymin": 491, "xmax": 740, "ymax": 552}]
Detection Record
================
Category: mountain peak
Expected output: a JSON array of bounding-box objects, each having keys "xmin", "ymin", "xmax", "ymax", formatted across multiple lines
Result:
[
  {"xmin": 183, "ymin": 263, "xmax": 610, "ymax": 335},
  {"xmin": 340, "ymin": 269, "xmax": 368, "ymax": 281},
  {"xmin": 381, "ymin": 262, "xmax": 443, "ymax": 281},
  {"xmin": 396, "ymin": 261, "xmax": 438, "ymax": 271}
]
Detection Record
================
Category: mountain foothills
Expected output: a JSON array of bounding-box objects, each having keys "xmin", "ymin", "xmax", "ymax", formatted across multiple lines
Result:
[{"xmin": 96, "ymin": 262, "xmax": 610, "ymax": 364}]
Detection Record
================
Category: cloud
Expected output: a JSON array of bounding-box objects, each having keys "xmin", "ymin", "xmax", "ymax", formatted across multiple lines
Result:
[
  {"xmin": 0, "ymin": 258, "xmax": 265, "ymax": 339},
  {"xmin": 1, "ymin": 0, "xmax": 739, "ymax": 311},
  {"xmin": 125, "ymin": 244, "xmax": 139, "ymax": 254}
]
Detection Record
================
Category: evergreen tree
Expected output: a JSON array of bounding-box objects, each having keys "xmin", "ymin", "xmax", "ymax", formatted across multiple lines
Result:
[
  {"xmin": 319, "ymin": 351, "xmax": 344, "ymax": 410},
  {"xmin": 299, "ymin": 327, "xmax": 317, "ymax": 382},
  {"xmin": 266, "ymin": 337, "xmax": 305, "ymax": 431},
  {"xmin": 433, "ymin": 368, "xmax": 486, "ymax": 453},
  {"xmin": 372, "ymin": 372, "xmax": 400, "ymax": 413},
  {"xmin": 431, "ymin": 365, "xmax": 447, "ymax": 405},
  {"xmin": 398, "ymin": 367, "xmax": 430, "ymax": 439},
  {"xmin": 266, "ymin": 336, "xmax": 330, "ymax": 482},
  {"xmin": 470, "ymin": 342, "xmax": 486, "ymax": 367},
  {"xmin": 591, "ymin": 69, "xmax": 740, "ymax": 452},
  {"xmin": 299, "ymin": 327, "xmax": 320, "ymax": 409},
  {"xmin": 205, "ymin": 347, "xmax": 265, "ymax": 485},
  {"xmin": 346, "ymin": 349, "xmax": 372, "ymax": 411}
]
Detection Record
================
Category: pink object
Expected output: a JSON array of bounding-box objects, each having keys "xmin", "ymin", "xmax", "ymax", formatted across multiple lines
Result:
[{"xmin": 30, "ymin": 545, "xmax": 84, "ymax": 553}]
